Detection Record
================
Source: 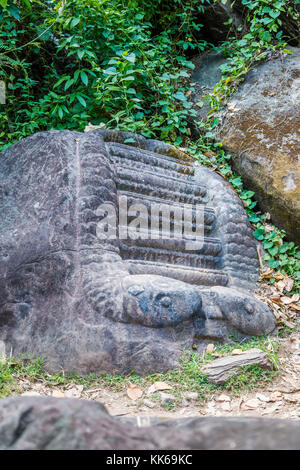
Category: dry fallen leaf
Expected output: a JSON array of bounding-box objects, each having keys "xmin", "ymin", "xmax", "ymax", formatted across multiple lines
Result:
[
  {"xmin": 269, "ymin": 391, "xmax": 282, "ymax": 402},
  {"xmin": 260, "ymin": 268, "xmax": 274, "ymax": 279},
  {"xmin": 231, "ymin": 349, "xmax": 243, "ymax": 355},
  {"xmin": 52, "ymin": 390, "xmax": 65, "ymax": 398},
  {"xmin": 280, "ymin": 296, "xmax": 294, "ymax": 305},
  {"xmin": 261, "ymin": 405, "xmax": 280, "ymax": 415},
  {"xmin": 273, "ymin": 272, "xmax": 284, "ymax": 280},
  {"xmin": 212, "ymin": 352, "xmax": 223, "ymax": 358},
  {"xmin": 284, "ymin": 278, "xmax": 294, "ymax": 292},
  {"xmin": 284, "ymin": 395, "xmax": 298, "ymax": 403},
  {"xmin": 127, "ymin": 384, "xmax": 143, "ymax": 401},
  {"xmin": 206, "ymin": 343, "xmax": 215, "ymax": 353},
  {"xmin": 264, "ymin": 224, "xmax": 274, "ymax": 234},
  {"xmin": 282, "ymin": 319, "xmax": 296, "ymax": 329},
  {"xmin": 290, "ymin": 304, "xmax": 300, "ymax": 312},
  {"xmin": 276, "ymin": 281, "xmax": 286, "ymax": 293},
  {"xmin": 227, "ymin": 101, "xmax": 237, "ymax": 111},
  {"xmin": 221, "ymin": 402, "xmax": 231, "ymax": 412},
  {"xmin": 256, "ymin": 393, "xmax": 270, "ymax": 403},
  {"xmin": 216, "ymin": 394, "xmax": 231, "ymax": 402},
  {"xmin": 242, "ymin": 398, "xmax": 261, "ymax": 410},
  {"xmin": 147, "ymin": 381, "xmax": 172, "ymax": 395}
]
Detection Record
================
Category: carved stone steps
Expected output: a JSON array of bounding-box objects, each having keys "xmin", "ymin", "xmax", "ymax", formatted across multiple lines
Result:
[
  {"xmin": 109, "ymin": 143, "xmax": 195, "ymax": 177},
  {"xmin": 118, "ymin": 190, "xmax": 216, "ymax": 233},
  {"xmin": 120, "ymin": 236, "xmax": 222, "ymax": 256},
  {"xmin": 120, "ymin": 245, "xmax": 221, "ymax": 270},
  {"xmin": 116, "ymin": 169, "xmax": 207, "ymax": 205},
  {"xmin": 127, "ymin": 260, "xmax": 228, "ymax": 286}
]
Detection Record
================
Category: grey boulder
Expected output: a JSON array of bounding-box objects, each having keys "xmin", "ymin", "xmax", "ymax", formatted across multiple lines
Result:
[{"xmin": 217, "ymin": 48, "xmax": 300, "ymax": 244}]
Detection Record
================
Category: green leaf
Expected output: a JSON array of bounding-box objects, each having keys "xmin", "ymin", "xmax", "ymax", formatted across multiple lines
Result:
[
  {"xmin": 77, "ymin": 95, "xmax": 86, "ymax": 107},
  {"xmin": 7, "ymin": 4, "xmax": 20, "ymax": 20},
  {"xmin": 70, "ymin": 18, "xmax": 80, "ymax": 29},
  {"xmin": 253, "ymin": 228, "xmax": 265, "ymax": 241},
  {"xmin": 263, "ymin": 241, "xmax": 273, "ymax": 250},
  {"xmin": 124, "ymin": 53, "xmax": 136, "ymax": 64},
  {"xmin": 211, "ymin": 118, "xmax": 219, "ymax": 129},
  {"xmin": 231, "ymin": 177, "xmax": 243, "ymax": 188},
  {"xmin": 53, "ymin": 76, "xmax": 68, "ymax": 89},
  {"xmin": 248, "ymin": 214, "xmax": 261, "ymax": 223},
  {"xmin": 64, "ymin": 79, "xmax": 74, "ymax": 91},
  {"xmin": 77, "ymin": 50, "xmax": 85, "ymax": 60},
  {"xmin": 269, "ymin": 246, "xmax": 279, "ymax": 256},
  {"xmin": 269, "ymin": 10, "xmax": 281, "ymax": 19},
  {"xmin": 80, "ymin": 71, "xmax": 88, "ymax": 86},
  {"xmin": 269, "ymin": 259, "xmax": 280, "ymax": 269},
  {"xmin": 22, "ymin": 0, "xmax": 32, "ymax": 8},
  {"xmin": 173, "ymin": 92, "xmax": 187, "ymax": 101},
  {"xmin": 0, "ymin": 0, "xmax": 8, "ymax": 8}
]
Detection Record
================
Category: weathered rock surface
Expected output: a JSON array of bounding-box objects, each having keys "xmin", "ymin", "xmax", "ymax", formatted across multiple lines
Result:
[
  {"xmin": 0, "ymin": 396, "xmax": 300, "ymax": 450},
  {"xmin": 203, "ymin": 349, "xmax": 274, "ymax": 385},
  {"xmin": 196, "ymin": 0, "xmax": 245, "ymax": 44},
  {"xmin": 217, "ymin": 49, "xmax": 300, "ymax": 244},
  {"xmin": 0, "ymin": 129, "xmax": 275, "ymax": 374},
  {"xmin": 196, "ymin": 1, "xmax": 300, "ymax": 47},
  {"xmin": 191, "ymin": 51, "xmax": 227, "ymax": 125}
]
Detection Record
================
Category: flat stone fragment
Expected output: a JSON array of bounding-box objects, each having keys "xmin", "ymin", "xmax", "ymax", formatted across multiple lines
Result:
[
  {"xmin": 203, "ymin": 349, "xmax": 273, "ymax": 385},
  {"xmin": 0, "ymin": 129, "xmax": 276, "ymax": 374},
  {"xmin": 0, "ymin": 397, "xmax": 300, "ymax": 450}
]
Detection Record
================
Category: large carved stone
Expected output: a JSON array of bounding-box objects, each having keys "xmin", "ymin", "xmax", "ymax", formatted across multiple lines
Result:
[{"xmin": 0, "ymin": 130, "xmax": 275, "ymax": 374}]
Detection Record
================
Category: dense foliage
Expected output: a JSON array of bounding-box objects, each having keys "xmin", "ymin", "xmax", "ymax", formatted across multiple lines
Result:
[
  {"xmin": 0, "ymin": 0, "xmax": 299, "ymax": 283},
  {"xmin": 0, "ymin": 0, "xmax": 210, "ymax": 146}
]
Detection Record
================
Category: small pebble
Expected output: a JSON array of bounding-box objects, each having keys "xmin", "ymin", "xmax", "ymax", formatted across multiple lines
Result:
[
  {"xmin": 183, "ymin": 392, "xmax": 199, "ymax": 400},
  {"xmin": 160, "ymin": 392, "xmax": 175, "ymax": 405},
  {"xmin": 216, "ymin": 394, "xmax": 231, "ymax": 402},
  {"xmin": 181, "ymin": 398, "xmax": 190, "ymax": 407},
  {"xmin": 143, "ymin": 399, "xmax": 156, "ymax": 409}
]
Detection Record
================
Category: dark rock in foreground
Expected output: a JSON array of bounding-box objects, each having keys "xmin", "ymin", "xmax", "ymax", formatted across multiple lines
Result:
[{"xmin": 0, "ymin": 397, "xmax": 299, "ymax": 450}]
